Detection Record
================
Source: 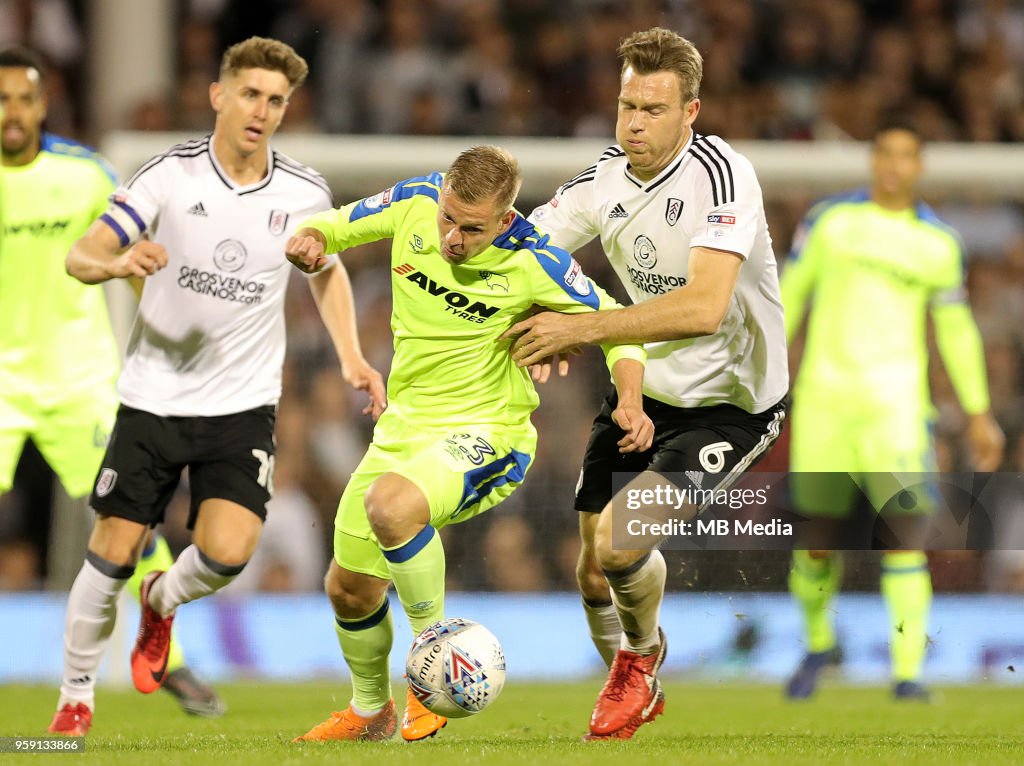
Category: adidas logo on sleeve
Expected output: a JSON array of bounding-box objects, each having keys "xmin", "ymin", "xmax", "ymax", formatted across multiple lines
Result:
[
  {"xmin": 608, "ymin": 203, "xmax": 629, "ymax": 219},
  {"xmin": 186, "ymin": 201, "xmax": 208, "ymax": 217}
]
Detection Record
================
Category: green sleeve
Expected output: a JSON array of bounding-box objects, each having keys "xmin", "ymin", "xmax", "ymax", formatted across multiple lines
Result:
[
  {"xmin": 299, "ymin": 174, "xmax": 443, "ymax": 253},
  {"xmin": 300, "ymin": 197, "xmax": 400, "ymax": 253},
  {"xmin": 931, "ymin": 300, "xmax": 991, "ymax": 415}
]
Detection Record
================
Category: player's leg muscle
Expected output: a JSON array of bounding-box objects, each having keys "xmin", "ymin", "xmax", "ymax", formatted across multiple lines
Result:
[
  {"xmin": 324, "ymin": 559, "xmax": 390, "ymax": 620},
  {"xmin": 87, "ymin": 514, "xmax": 148, "ymax": 566},
  {"xmin": 577, "ymin": 512, "xmax": 611, "ymax": 601},
  {"xmin": 192, "ymin": 498, "xmax": 263, "ymax": 566}
]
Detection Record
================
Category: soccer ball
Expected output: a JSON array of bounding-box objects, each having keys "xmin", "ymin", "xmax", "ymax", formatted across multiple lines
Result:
[{"xmin": 406, "ymin": 617, "xmax": 506, "ymax": 718}]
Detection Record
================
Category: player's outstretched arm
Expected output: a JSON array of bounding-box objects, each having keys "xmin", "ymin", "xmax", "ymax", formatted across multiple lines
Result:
[
  {"xmin": 610, "ymin": 358, "xmax": 653, "ymax": 453},
  {"xmin": 66, "ymin": 219, "xmax": 168, "ymax": 285},
  {"xmin": 309, "ymin": 261, "xmax": 387, "ymax": 421},
  {"xmin": 503, "ymin": 246, "xmax": 742, "ymax": 366}
]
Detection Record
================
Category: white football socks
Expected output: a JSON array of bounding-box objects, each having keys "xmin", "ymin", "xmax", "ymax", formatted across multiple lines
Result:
[
  {"xmin": 605, "ymin": 550, "xmax": 666, "ymax": 655},
  {"xmin": 146, "ymin": 544, "xmax": 244, "ymax": 617},
  {"xmin": 59, "ymin": 555, "xmax": 133, "ymax": 709},
  {"xmin": 582, "ymin": 597, "xmax": 622, "ymax": 667}
]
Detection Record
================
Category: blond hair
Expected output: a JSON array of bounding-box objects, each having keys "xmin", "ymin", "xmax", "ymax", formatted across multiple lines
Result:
[
  {"xmin": 618, "ymin": 27, "xmax": 703, "ymax": 103},
  {"xmin": 445, "ymin": 145, "xmax": 522, "ymax": 214},
  {"xmin": 219, "ymin": 36, "xmax": 308, "ymax": 89}
]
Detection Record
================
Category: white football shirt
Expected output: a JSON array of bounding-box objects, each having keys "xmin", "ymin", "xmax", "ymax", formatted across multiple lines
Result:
[
  {"xmin": 100, "ymin": 135, "xmax": 333, "ymax": 416},
  {"xmin": 529, "ymin": 132, "xmax": 788, "ymax": 414}
]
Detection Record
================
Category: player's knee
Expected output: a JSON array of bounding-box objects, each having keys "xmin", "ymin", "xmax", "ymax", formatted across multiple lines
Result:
[
  {"xmin": 596, "ymin": 546, "xmax": 640, "ymax": 573},
  {"xmin": 199, "ymin": 536, "xmax": 256, "ymax": 567},
  {"xmin": 364, "ymin": 476, "xmax": 425, "ymax": 544},
  {"xmin": 87, "ymin": 515, "xmax": 146, "ymax": 566}
]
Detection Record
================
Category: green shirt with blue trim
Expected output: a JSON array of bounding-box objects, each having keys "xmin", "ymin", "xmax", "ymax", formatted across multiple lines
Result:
[
  {"xmin": 782, "ymin": 189, "xmax": 989, "ymax": 415},
  {"xmin": 301, "ymin": 173, "xmax": 645, "ymax": 429},
  {"xmin": 0, "ymin": 134, "xmax": 120, "ymax": 405}
]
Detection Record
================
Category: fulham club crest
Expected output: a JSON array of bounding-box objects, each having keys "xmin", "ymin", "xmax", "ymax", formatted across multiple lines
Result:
[
  {"xmin": 95, "ymin": 468, "xmax": 118, "ymax": 497},
  {"xmin": 268, "ymin": 209, "xmax": 290, "ymax": 236},
  {"xmin": 665, "ymin": 198, "xmax": 683, "ymax": 227}
]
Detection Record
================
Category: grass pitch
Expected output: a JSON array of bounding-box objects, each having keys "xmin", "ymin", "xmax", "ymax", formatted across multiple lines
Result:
[{"xmin": 3, "ymin": 681, "xmax": 1023, "ymax": 765}]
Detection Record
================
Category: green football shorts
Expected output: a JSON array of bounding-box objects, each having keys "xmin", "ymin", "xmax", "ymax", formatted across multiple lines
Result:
[
  {"xmin": 789, "ymin": 393, "xmax": 937, "ymax": 517},
  {"xmin": 333, "ymin": 409, "xmax": 536, "ymax": 579},
  {"xmin": 0, "ymin": 387, "xmax": 117, "ymax": 498}
]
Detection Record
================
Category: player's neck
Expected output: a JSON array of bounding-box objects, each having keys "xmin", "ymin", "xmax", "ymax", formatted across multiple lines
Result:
[
  {"xmin": 870, "ymin": 187, "xmax": 915, "ymax": 212},
  {"xmin": 1, "ymin": 140, "xmax": 41, "ymax": 167},
  {"xmin": 210, "ymin": 132, "xmax": 269, "ymax": 186}
]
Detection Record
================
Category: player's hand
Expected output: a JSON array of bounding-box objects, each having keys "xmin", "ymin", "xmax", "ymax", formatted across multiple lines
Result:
[
  {"xmin": 528, "ymin": 349, "xmax": 582, "ymax": 383},
  {"xmin": 967, "ymin": 412, "xmax": 1005, "ymax": 471},
  {"xmin": 111, "ymin": 240, "xmax": 168, "ymax": 279},
  {"xmin": 286, "ymin": 234, "xmax": 328, "ymax": 273},
  {"xmin": 501, "ymin": 313, "xmax": 592, "ymax": 367},
  {"xmin": 612, "ymin": 400, "xmax": 654, "ymax": 453},
  {"xmin": 342, "ymin": 357, "xmax": 387, "ymax": 421}
]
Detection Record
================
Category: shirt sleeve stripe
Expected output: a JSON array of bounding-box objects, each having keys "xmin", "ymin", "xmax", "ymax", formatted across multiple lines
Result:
[
  {"xmin": 700, "ymin": 139, "xmax": 736, "ymax": 202},
  {"xmin": 688, "ymin": 148, "xmax": 721, "ymax": 206},
  {"xmin": 690, "ymin": 141, "xmax": 734, "ymax": 205},
  {"xmin": 99, "ymin": 213, "xmax": 130, "ymax": 248},
  {"xmin": 114, "ymin": 199, "xmax": 146, "ymax": 234}
]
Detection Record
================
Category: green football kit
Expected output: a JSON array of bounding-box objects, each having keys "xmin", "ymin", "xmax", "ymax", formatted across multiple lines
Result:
[
  {"xmin": 300, "ymin": 172, "xmax": 644, "ymax": 579},
  {"xmin": 0, "ymin": 134, "xmax": 119, "ymax": 497},
  {"xmin": 781, "ymin": 189, "xmax": 990, "ymax": 513}
]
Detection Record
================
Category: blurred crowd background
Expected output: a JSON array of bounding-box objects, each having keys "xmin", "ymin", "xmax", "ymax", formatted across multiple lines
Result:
[{"xmin": 1, "ymin": 0, "xmax": 1023, "ymax": 596}]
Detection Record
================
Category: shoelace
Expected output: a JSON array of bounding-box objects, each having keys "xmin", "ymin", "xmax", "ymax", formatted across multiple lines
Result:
[
  {"xmin": 602, "ymin": 653, "xmax": 641, "ymax": 703},
  {"xmin": 139, "ymin": 616, "xmax": 172, "ymax": 661}
]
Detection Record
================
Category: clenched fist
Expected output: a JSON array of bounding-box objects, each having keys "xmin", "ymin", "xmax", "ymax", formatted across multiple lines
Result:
[
  {"xmin": 286, "ymin": 232, "xmax": 328, "ymax": 273},
  {"xmin": 113, "ymin": 240, "xmax": 168, "ymax": 279}
]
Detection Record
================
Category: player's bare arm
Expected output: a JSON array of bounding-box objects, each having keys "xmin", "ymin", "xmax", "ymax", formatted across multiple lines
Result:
[
  {"xmin": 609, "ymin": 358, "xmax": 653, "ymax": 453},
  {"xmin": 285, "ymin": 226, "xmax": 329, "ymax": 273},
  {"xmin": 309, "ymin": 263, "xmax": 388, "ymax": 421},
  {"xmin": 66, "ymin": 219, "xmax": 168, "ymax": 284},
  {"xmin": 504, "ymin": 247, "xmax": 742, "ymax": 366}
]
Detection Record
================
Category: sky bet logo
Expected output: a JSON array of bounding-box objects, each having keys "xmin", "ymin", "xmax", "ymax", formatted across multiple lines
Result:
[{"xmin": 394, "ymin": 264, "xmax": 500, "ymax": 323}]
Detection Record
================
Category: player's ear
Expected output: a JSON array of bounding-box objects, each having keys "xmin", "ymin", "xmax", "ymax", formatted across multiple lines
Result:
[
  {"xmin": 496, "ymin": 209, "xmax": 516, "ymax": 236},
  {"xmin": 685, "ymin": 97, "xmax": 701, "ymax": 125},
  {"xmin": 209, "ymin": 81, "xmax": 223, "ymax": 113}
]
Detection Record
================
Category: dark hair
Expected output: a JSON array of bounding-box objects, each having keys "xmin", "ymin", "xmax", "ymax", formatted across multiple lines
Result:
[
  {"xmin": 874, "ymin": 115, "xmax": 924, "ymax": 147},
  {"xmin": 219, "ymin": 37, "xmax": 308, "ymax": 89},
  {"xmin": 0, "ymin": 46, "xmax": 46, "ymax": 79}
]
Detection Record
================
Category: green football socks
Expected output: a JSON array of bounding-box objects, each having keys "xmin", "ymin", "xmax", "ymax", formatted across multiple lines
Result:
[
  {"xmin": 335, "ymin": 598, "xmax": 394, "ymax": 714},
  {"xmin": 881, "ymin": 551, "xmax": 931, "ymax": 682},
  {"xmin": 381, "ymin": 525, "xmax": 446, "ymax": 634},
  {"xmin": 789, "ymin": 549, "xmax": 843, "ymax": 653}
]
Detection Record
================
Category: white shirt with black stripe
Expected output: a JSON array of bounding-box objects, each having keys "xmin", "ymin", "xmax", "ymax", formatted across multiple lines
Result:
[
  {"xmin": 529, "ymin": 132, "xmax": 787, "ymax": 414},
  {"xmin": 101, "ymin": 135, "xmax": 333, "ymax": 417}
]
